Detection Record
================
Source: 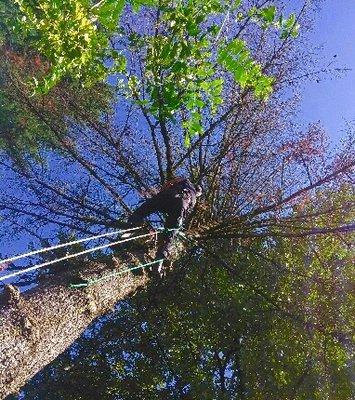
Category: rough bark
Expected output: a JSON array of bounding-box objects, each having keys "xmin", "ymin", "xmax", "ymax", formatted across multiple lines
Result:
[{"xmin": 0, "ymin": 260, "xmax": 148, "ymax": 399}]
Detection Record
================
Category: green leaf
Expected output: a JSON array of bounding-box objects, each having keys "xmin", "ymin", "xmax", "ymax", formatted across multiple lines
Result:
[
  {"xmin": 279, "ymin": 13, "xmax": 299, "ymax": 39},
  {"xmin": 184, "ymin": 133, "xmax": 191, "ymax": 147},
  {"xmin": 260, "ymin": 5, "xmax": 276, "ymax": 23},
  {"xmin": 94, "ymin": 0, "xmax": 125, "ymax": 31}
]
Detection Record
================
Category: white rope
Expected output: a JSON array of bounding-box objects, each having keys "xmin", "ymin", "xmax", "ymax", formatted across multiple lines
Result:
[
  {"xmin": 0, "ymin": 231, "xmax": 155, "ymax": 283},
  {"xmin": 214, "ymin": 0, "xmax": 233, "ymax": 43},
  {"xmin": 0, "ymin": 226, "xmax": 142, "ymax": 266}
]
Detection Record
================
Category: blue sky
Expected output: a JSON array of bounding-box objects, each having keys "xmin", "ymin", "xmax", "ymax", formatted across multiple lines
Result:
[{"xmin": 298, "ymin": 0, "xmax": 355, "ymax": 142}]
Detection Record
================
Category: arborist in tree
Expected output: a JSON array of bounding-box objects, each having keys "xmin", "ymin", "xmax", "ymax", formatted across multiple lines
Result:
[{"xmin": 125, "ymin": 177, "xmax": 202, "ymax": 276}]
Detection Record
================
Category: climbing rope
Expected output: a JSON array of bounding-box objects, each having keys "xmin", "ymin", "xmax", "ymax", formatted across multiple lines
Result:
[
  {"xmin": 0, "ymin": 225, "xmax": 183, "ymax": 286},
  {"xmin": 0, "ymin": 231, "xmax": 155, "ymax": 283},
  {"xmin": 0, "ymin": 226, "xmax": 143, "ymax": 266},
  {"xmin": 69, "ymin": 227, "xmax": 182, "ymax": 289},
  {"xmin": 69, "ymin": 258, "xmax": 164, "ymax": 289}
]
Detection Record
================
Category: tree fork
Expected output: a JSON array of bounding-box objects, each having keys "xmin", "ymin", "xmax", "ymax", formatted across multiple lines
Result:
[{"xmin": 0, "ymin": 261, "xmax": 148, "ymax": 399}]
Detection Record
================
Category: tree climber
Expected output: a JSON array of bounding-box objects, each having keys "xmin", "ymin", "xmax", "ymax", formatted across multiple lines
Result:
[{"xmin": 125, "ymin": 177, "xmax": 202, "ymax": 276}]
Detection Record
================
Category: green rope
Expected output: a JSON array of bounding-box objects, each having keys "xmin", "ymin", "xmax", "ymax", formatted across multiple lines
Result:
[
  {"xmin": 156, "ymin": 227, "xmax": 181, "ymax": 233},
  {"xmin": 69, "ymin": 258, "xmax": 164, "ymax": 289},
  {"xmin": 69, "ymin": 227, "xmax": 182, "ymax": 289}
]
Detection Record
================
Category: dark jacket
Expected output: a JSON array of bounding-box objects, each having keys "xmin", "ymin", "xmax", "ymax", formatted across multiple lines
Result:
[{"xmin": 128, "ymin": 178, "xmax": 200, "ymax": 260}]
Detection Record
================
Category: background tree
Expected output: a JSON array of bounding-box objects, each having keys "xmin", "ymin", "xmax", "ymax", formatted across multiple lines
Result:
[{"xmin": 11, "ymin": 190, "xmax": 354, "ymax": 399}]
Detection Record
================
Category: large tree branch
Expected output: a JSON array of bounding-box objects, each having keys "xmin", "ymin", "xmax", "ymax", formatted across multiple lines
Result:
[
  {"xmin": 202, "ymin": 223, "xmax": 355, "ymax": 240},
  {"xmin": 158, "ymin": 114, "xmax": 174, "ymax": 181},
  {"xmin": 246, "ymin": 160, "xmax": 355, "ymax": 219}
]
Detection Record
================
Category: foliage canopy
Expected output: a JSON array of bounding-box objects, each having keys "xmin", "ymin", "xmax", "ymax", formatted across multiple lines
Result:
[{"xmin": 1, "ymin": 0, "xmax": 300, "ymax": 146}]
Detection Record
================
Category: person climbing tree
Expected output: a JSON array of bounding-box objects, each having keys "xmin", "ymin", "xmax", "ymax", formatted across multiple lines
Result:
[{"xmin": 126, "ymin": 177, "xmax": 202, "ymax": 276}]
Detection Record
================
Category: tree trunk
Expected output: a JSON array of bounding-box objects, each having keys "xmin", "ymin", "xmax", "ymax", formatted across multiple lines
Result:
[{"xmin": 0, "ymin": 260, "xmax": 148, "ymax": 399}]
